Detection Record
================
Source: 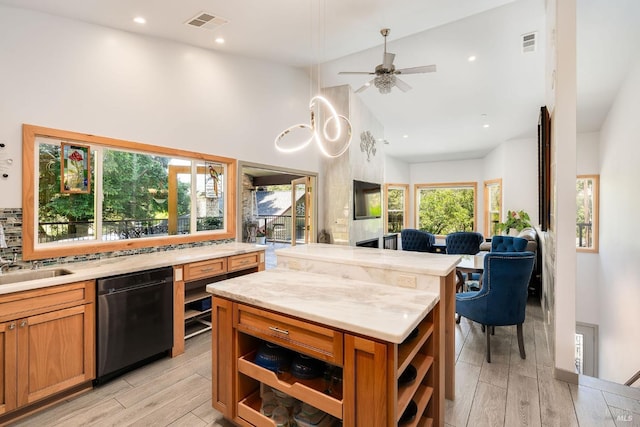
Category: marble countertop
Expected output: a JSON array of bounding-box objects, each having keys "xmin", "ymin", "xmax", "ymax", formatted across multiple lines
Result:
[
  {"xmin": 206, "ymin": 268, "xmax": 439, "ymax": 344},
  {"xmin": 0, "ymin": 242, "xmax": 264, "ymax": 295},
  {"xmin": 276, "ymin": 243, "xmax": 460, "ymax": 276}
]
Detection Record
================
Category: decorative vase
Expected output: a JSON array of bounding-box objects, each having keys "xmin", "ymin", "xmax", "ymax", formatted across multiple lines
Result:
[
  {"xmin": 508, "ymin": 228, "xmax": 520, "ymax": 236},
  {"xmin": 256, "ymin": 236, "xmax": 266, "ymax": 245}
]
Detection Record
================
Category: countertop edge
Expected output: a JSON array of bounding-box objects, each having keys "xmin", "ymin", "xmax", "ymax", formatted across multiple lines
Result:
[{"xmin": 0, "ymin": 243, "xmax": 265, "ymax": 295}]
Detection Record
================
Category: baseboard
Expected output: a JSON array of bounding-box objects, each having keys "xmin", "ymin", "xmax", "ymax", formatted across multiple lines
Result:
[{"xmin": 555, "ymin": 367, "xmax": 579, "ymax": 384}]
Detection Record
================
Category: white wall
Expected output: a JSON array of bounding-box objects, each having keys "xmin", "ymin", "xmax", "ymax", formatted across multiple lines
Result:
[
  {"xmin": 575, "ymin": 132, "xmax": 600, "ymax": 326},
  {"xmin": 501, "ymin": 138, "xmax": 539, "ymax": 226},
  {"xmin": 552, "ymin": 0, "xmax": 578, "ymax": 377},
  {"xmin": 0, "ymin": 5, "xmax": 319, "ymax": 209},
  {"xmin": 597, "ymin": 56, "xmax": 640, "ymax": 384}
]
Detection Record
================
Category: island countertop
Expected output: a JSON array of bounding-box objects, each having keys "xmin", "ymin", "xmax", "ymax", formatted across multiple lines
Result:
[
  {"xmin": 275, "ymin": 243, "xmax": 460, "ymax": 277},
  {"xmin": 206, "ymin": 267, "xmax": 439, "ymax": 344}
]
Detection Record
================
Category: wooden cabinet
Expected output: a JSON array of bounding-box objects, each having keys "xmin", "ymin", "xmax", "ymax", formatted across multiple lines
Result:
[
  {"xmin": 0, "ymin": 281, "xmax": 95, "ymax": 420},
  {"xmin": 173, "ymin": 251, "xmax": 265, "ymax": 356},
  {"xmin": 212, "ymin": 297, "xmax": 442, "ymax": 427}
]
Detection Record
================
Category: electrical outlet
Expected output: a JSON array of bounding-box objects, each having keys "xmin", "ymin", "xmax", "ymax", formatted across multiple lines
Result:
[
  {"xmin": 397, "ymin": 274, "xmax": 417, "ymax": 288},
  {"xmin": 288, "ymin": 259, "xmax": 301, "ymax": 270}
]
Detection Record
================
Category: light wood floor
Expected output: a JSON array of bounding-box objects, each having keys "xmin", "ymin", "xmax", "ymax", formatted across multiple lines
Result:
[{"xmin": 11, "ymin": 299, "xmax": 640, "ymax": 426}]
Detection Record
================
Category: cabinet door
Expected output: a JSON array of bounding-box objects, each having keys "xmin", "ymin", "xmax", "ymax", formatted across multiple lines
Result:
[
  {"xmin": 0, "ymin": 321, "xmax": 17, "ymax": 415},
  {"xmin": 16, "ymin": 304, "xmax": 95, "ymax": 407},
  {"xmin": 211, "ymin": 297, "xmax": 234, "ymax": 418}
]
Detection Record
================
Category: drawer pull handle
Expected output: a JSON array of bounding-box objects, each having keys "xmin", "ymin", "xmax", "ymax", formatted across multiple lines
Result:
[
  {"xmin": 268, "ymin": 326, "xmax": 289, "ymax": 335},
  {"xmin": 9, "ymin": 322, "xmax": 16, "ymax": 330},
  {"xmin": 20, "ymin": 320, "xmax": 27, "ymax": 328}
]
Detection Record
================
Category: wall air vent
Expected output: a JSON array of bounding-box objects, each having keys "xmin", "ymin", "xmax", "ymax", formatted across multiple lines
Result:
[
  {"xmin": 185, "ymin": 12, "xmax": 229, "ymax": 30},
  {"xmin": 521, "ymin": 32, "xmax": 537, "ymax": 54}
]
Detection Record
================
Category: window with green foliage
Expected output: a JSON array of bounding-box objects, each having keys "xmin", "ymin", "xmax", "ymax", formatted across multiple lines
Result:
[
  {"xmin": 385, "ymin": 184, "xmax": 408, "ymax": 233},
  {"xmin": 484, "ymin": 179, "xmax": 502, "ymax": 237},
  {"xmin": 415, "ymin": 183, "xmax": 477, "ymax": 235},
  {"xmin": 37, "ymin": 140, "xmax": 226, "ymax": 244},
  {"xmin": 24, "ymin": 124, "xmax": 236, "ymax": 260},
  {"xmin": 576, "ymin": 175, "xmax": 599, "ymax": 252}
]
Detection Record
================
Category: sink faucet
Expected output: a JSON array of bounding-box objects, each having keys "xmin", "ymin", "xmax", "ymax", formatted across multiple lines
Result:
[{"xmin": 0, "ymin": 251, "xmax": 18, "ymax": 275}]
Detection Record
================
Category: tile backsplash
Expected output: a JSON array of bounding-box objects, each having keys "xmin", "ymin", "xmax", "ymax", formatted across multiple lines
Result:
[{"xmin": 0, "ymin": 208, "xmax": 232, "ymax": 267}]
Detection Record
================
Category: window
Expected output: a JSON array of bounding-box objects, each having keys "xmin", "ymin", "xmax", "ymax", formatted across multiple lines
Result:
[
  {"xmin": 24, "ymin": 124, "xmax": 236, "ymax": 260},
  {"xmin": 484, "ymin": 179, "xmax": 502, "ymax": 237},
  {"xmin": 576, "ymin": 175, "xmax": 599, "ymax": 252},
  {"xmin": 384, "ymin": 184, "xmax": 409, "ymax": 233},
  {"xmin": 415, "ymin": 182, "xmax": 477, "ymax": 235}
]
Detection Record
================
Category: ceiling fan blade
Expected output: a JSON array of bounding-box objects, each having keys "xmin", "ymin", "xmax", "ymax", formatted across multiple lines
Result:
[
  {"xmin": 338, "ymin": 71, "xmax": 375, "ymax": 75},
  {"xmin": 355, "ymin": 79, "xmax": 375, "ymax": 93},
  {"xmin": 383, "ymin": 52, "xmax": 395, "ymax": 69},
  {"xmin": 395, "ymin": 64, "xmax": 437, "ymax": 75},
  {"xmin": 394, "ymin": 77, "xmax": 412, "ymax": 92}
]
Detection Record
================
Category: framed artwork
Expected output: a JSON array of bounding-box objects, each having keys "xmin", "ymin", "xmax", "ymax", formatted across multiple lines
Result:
[
  {"xmin": 538, "ymin": 106, "xmax": 551, "ymax": 231},
  {"xmin": 61, "ymin": 142, "xmax": 90, "ymax": 193}
]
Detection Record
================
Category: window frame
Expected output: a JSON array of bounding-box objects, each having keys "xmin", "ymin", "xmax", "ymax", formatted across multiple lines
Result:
[
  {"xmin": 576, "ymin": 174, "xmax": 599, "ymax": 253},
  {"xmin": 483, "ymin": 178, "xmax": 502, "ymax": 238},
  {"xmin": 414, "ymin": 182, "xmax": 478, "ymax": 236},
  {"xmin": 22, "ymin": 124, "xmax": 237, "ymax": 260},
  {"xmin": 383, "ymin": 183, "xmax": 409, "ymax": 233}
]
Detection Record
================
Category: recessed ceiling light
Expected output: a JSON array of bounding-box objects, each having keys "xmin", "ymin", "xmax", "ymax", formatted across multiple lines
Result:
[
  {"xmin": 215, "ymin": 37, "xmax": 225, "ymax": 44},
  {"xmin": 403, "ymin": 134, "xmax": 409, "ymax": 139},
  {"xmin": 468, "ymin": 55, "xmax": 477, "ymax": 62},
  {"xmin": 133, "ymin": 17, "xmax": 146, "ymax": 25},
  {"xmin": 364, "ymin": 82, "xmax": 371, "ymax": 87},
  {"xmin": 483, "ymin": 124, "xmax": 490, "ymax": 128}
]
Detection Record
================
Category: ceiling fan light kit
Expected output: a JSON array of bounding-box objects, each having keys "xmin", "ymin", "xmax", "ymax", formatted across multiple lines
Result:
[{"xmin": 339, "ymin": 28, "xmax": 437, "ymax": 94}]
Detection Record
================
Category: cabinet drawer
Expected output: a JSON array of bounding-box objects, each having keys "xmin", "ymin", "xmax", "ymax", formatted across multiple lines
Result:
[
  {"xmin": 0, "ymin": 281, "xmax": 95, "ymax": 322},
  {"xmin": 183, "ymin": 258, "xmax": 227, "ymax": 282},
  {"xmin": 234, "ymin": 304, "xmax": 343, "ymax": 365},
  {"xmin": 228, "ymin": 253, "xmax": 259, "ymax": 273}
]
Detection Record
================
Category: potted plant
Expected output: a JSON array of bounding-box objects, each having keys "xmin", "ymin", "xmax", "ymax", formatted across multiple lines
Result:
[
  {"xmin": 256, "ymin": 229, "xmax": 266, "ymax": 245},
  {"xmin": 496, "ymin": 210, "xmax": 531, "ymax": 236}
]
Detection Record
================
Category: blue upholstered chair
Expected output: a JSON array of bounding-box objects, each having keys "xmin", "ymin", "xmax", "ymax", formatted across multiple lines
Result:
[
  {"xmin": 490, "ymin": 235, "xmax": 528, "ymax": 252},
  {"xmin": 400, "ymin": 229, "xmax": 436, "ymax": 252},
  {"xmin": 445, "ymin": 232, "xmax": 484, "ymax": 255},
  {"xmin": 455, "ymin": 252, "xmax": 535, "ymax": 363},
  {"xmin": 446, "ymin": 232, "xmax": 484, "ymax": 290}
]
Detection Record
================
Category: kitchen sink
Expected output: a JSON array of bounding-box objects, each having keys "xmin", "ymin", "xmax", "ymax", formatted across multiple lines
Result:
[{"xmin": 0, "ymin": 268, "xmax": 74, "ymax": 285}]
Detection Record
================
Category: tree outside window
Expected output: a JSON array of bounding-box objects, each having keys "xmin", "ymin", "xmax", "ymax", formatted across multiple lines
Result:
[
  {"xmin": 415, "ymin": 183, "xmax": 477, "ymax": 235},
  {"xmin": 385, "ymin": 184, "xmax": 408, "ymax": 233},
  {"xmin": 576, "ymin": 175, "xmax": 599, "ymax": 252}
]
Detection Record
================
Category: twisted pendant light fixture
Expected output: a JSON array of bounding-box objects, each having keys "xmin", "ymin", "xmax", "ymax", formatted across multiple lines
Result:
[
  {"xmin": 274, "ymin": 0, "xmax": 352, "ymax": 158},
  {"xmin": 274, "ymin": 95, "xmax": 352, "ymax": 158}
]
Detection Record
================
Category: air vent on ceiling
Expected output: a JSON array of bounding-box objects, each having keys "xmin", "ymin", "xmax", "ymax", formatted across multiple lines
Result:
[
  {"xmin": 521, "ymin": 32, "xmax": 537, "ymax": 54},
  {"xmin": 185, "ymin": 12, "xmax": 229, "ymax": 30}
]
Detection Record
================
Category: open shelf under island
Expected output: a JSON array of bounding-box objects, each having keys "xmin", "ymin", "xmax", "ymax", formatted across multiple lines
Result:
[{"xmin": 207, "ymin": 268, "xmax": 444, "ymax": 427}]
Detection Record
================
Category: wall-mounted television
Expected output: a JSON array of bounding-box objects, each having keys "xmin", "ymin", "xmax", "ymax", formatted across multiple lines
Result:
[{"xmin": 353, "ymin": 180, "xmax": 382, "ymax": 220}]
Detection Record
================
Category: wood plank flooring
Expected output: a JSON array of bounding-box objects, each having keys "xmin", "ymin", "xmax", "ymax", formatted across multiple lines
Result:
[{"xmin": 10, "ymin": 298, "xmax": 640, "ymax": 426}]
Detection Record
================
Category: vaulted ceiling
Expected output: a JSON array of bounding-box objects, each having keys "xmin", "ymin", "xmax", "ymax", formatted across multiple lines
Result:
[{"xmin": 1, "ymin": 0, "xmax": 638, "ymax": 162}]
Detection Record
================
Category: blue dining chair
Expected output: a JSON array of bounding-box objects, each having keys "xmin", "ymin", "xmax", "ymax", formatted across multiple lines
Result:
[
  {"xmin": 445, "ymin": 231, "xmax": 484, "ymax": 255},
  {"xmin": 400, "ymin": 229, "xmax": 436, "ymax": 252},
  {"xmin": 455, "ymin": 252, "xmax": 535, "ymax": 363},
  {"xmin": 490, "ymin": 235, "xmax": 528, "ymax": 252},
  {"xmin": 446, "ymin": 232, "xmax": 484, "ymax": 291}
]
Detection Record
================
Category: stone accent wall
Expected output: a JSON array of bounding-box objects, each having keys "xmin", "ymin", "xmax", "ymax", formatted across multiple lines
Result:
[{"xmin": 0, "ymin": 207, "xmax": 232, "ymax": 268}]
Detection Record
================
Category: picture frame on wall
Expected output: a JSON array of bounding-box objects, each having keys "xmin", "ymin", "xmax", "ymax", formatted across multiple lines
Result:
[
  {"xmin": 61, "ymin": 142, "xmax": 91, "ymax": 194},
  {"xmin": 538, "ymin": 106, "xmax": 551, "ymax": 231}
]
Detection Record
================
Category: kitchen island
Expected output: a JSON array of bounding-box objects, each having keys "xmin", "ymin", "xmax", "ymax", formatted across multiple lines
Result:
[
  {"xmin": 207, "ymin": 268, "xmax": 443, "ymax": 427},
  {"xmin": 275, "ymin": 243, "xmax": 459, "ymax": 400}
]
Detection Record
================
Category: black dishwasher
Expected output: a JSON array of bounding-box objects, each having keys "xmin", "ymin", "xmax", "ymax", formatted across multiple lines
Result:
[{"xmin": 95, "ymin": 266, "xmax": 174, "ymax": 384}]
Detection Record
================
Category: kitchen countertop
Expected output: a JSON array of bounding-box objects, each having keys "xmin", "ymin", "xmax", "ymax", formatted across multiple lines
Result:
[
  {"xmin": 275, "ymin": 243, "xmax": 460, "ymax": 276},
  {"xmin": 0, "ymin": 242, "xmax": 264, "ymax": 295},
  {"xmin": 206, "ymin": 267, "xmax": 440, "ymax": 343}
]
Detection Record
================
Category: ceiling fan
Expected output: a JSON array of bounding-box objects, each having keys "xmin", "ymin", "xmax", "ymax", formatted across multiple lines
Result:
[{"xmin": 338, "ymin": 28, "xmax": 436, "ymax": 94}]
